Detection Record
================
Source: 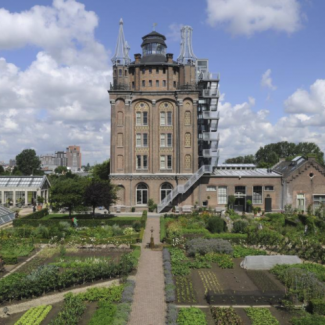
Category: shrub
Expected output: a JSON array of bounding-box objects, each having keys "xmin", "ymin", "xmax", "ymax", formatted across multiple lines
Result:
[
  {"xmin": 123, "ymin": 227, "xmax": 135, "ymax": 236},
  {"xmin": 111, "ymin": 302, "xmax": 131, "ymax": 325},
  {"xmin": 177, "ymin": 307, "xmax": 207, "ymax": 325},
  {"xmin": 291, "ymin": 314, "xmax": 325, "ymax": 325},
  {"xmin": 132, "ymin": 221, "xmax": 141, "ymax": 232},
  {"xmin": 24, "ymin": 208, "xmax": 49, "ymax": 220},
  {"xmin": 232, "ymin": 220, "xmax": 249, "ymax": 234},
  {"xmin": 121, "ymin": 280, "xmax": 135, "ymax": 303},
  {"xmin": 205, "ymin": 233, "xmax": 247, "ymax": 244},
  {"xmin": 309, "ymin": 299, "xmax": 325, "ymax": 315},
  {"xmin": 131, "ymin": 207, "xmax": 135, "ymax": 212},
  {"xmin": 233, "ymin": 246, "xmax": 267, "ymax": 258},
  {"xmin": 88, "ymin": 301, "xmax": 116, "ymax": 325},
  {"xmin": 160, "ymin": 217, "xmax": 167, "ymax": 242},
  {"xmin": 186, "ymin": 238, "xmax": 233, "ymax": 256},
  {"xmin": 163, "ymin": 248, "xmax": 176, "ymax": 302},
  {"xmin": 166, "ymin": 304, "xmax": 178, "ymax": 325},
  {"xmin": 245, "ymin": 308, "xmax": 279, "ymax": 325},
  {"xmin": 2, "ymin": 255, "xmax": 18, "ymax": 265},
  {"xmin": 206, "ymin": 216, "xmax": 226, "ymax": 234}
]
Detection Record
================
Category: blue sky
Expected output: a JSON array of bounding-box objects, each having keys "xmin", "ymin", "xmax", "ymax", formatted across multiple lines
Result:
[{"xmin": 0, "ymin": 0, "xmax": 324, "ymax": 164}]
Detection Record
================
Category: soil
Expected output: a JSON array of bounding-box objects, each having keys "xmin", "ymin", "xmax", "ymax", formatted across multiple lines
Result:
[
  {"xmin": 79, "ymin": 302, "xmax": 98, "ymax": 325},
  {"xmin": 201, "ymin": 308, "xmax": 215, "ymax": 325}
]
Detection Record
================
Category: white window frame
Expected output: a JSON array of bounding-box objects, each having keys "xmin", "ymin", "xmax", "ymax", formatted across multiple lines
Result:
[
  {"xmin": 136, "ymin": 155, "xmax": 141, "ymax": 169},
  {"xmin": 143, "ymin": 112, "xmax": 148, "ymax": 125},
  {"xmin": 143, "ymin": 133, "xmax": 148, "ymax": 147},
  {"xmin": 136, "ymin": 112, "xmax": 141, "ymax": 126},
  {"xmin": 160, "ymin": 156, "xmax": 166, "ymax": 169},
  {"xmin": 207, "ymin": 186, "xmax": 217, "ymax": 192},
  {"xmin": 265, "ymin": 185, "xmax": 274, "ymax": 191},
  {"xmin": 136, "ymin": 134, "xmax": 141, "ymax": 147},
  {"xmin": 167, "ymin": 155, "xmax": 172, "ymax": 169},
  {"xmin": 143, "ymin": 155, "xmax": 148, "ymax": 169},
  {"xmin": 218, "ymin": 186, "xmax": 227, "ymax": 204},
  {"xmin": 167, "ymin": 133, "xmax": 172, "ymax": 147},
  {"xmin": 160, "ymin": 134, "xmax": 166, "ymax": 147},
  {"xmin": 160, "ymin": 112, "xmax": 166, "ymax": 126},
  {"xmin": 167, "ymin": 112, "xmax": 172, "ymax": 126},
  {"xmin": 253, "ymin": 186, "xmax": 263, "ymax": 204}
]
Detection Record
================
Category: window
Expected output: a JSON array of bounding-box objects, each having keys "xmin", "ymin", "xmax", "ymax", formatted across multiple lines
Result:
[
  {"xmin": 218, "ymin": 186, "xmax": 227, "ymax": 204},
  {"xmin": 156, "ymin": 68, "xmax": 159, "ymax": 73},
  {"xmin": 185, "ymin": 133, "xmax": 191, "ymax": 147},
  {"xmin": 207, "ymin": 186, "xmax": 217, "ymax": 191},
  {"xmin": 185, "ymin": 155, "xmax": 191, "ymax": 169},
  {"xmin": 136, "ymin": 183, "xmax": 148, "ymax": 205},
  {"xmin": 125, "ymin": 70, "xmax": 127, "ymax": 76},
  {"xmin": 136, "ymin": 155, "xmax": 148, "ymax": 170},
  {"xmin": 160, "ymin": 183, "xmax": 173, "ymax": 202},
  {"xmin": 149, "ymin": 80, "xmax": 152, "ymax": 87},
  {"xmin": 156, "ymin": 80, "xmax": 159, "ymax": 87},
  {"xmin": 160, "ymin": 155, "xmax": 172, "ymax": 169},
  {"xmin": 313, "ymin": 195, "xmax": 325, "ymax": 209},
  {"xmin": 235, "ymin": 186, "xmax": 246, "ymax": 195},
  {"xmin": 143, "ymin": 155, "xmax": 148, "ymax": 169},
  {"xmin": 253, "ymin": 186, "xmax": 262, "ymax": 204},
  {"xmin": 167, "ymin": 111, "xmax": 172, "ymax": 125},
  {"xmin": 163, "ymin": 68, "xmax": 166, "ymax": 74},
  {"xmin": 149, "ymin": 68, "xmax": 152, "ymax": 74},
  {"xmin": 160, "ymin": 134, "xmax": 166, "ymax": 147},
  {"xmin": 119, "ymin": 69, "xmax": 122, "ymax": 76},
  {"xmin": 136, "ymin": 112, "xmax": 141, "ymax": 126},
  {"xmin": 117, "ymin": 133, "xmax": 123, "ymax": 147},
  {"xmin": 173, "ymin": 81, "xmax": 176, "ymax": 88},
  {"xmin": 167, "ymin": 133, "xmax": 172, "ymax": 147},
  {"xmin": 143, "ymin": 112, "xmax": 148, "ymax": 125},
  {"xmin": 136, "ymin": 134, "xmax": 141, "ymax": 147},
  {"xmin": 142, "ymin": 68, "xmax": 145, "ymax": 74},
  {"xmin": 163, "ymin": 80, "xmax": 166, "ymax": 87},
  {"xmin": 142, "ymin": 80, "xmax": 145, "ymax": 87},
  {"xmin": 160, "ymin": 112, "xmax": 166, "ymax": 126},
  {"xmin": 185, "ymin": 111, "xmax": 191, "ymax": 125},
  {"xmin": 265, "ymin": 185, "xmax": 274, "ymax": 191},
  {"xmin": 173, "ymin": 69, "xmax": 176, "ymax": 75},
  {"xmin": 136, "ymin": 155, "xmax": 141, "ymax": 169},
  {"xmin": 160, "ymin": 156, "xmax": 166, "ymax": 169},
  {"xmin": 143, "ymin": 133, "xmax": 148, "ymax": 147},
  {"xmin": 132, "ymin": 82, "xmax": 135, "ymax": 88},
  {"xmin": 117, "ymin": 112, "xmax": 123, "ymax": 126}
]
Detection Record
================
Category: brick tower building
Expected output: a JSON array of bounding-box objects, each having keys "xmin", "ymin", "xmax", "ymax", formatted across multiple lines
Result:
[{"xmin": 109, "ymin": 19, "xmax": 220, "ymax": 212}]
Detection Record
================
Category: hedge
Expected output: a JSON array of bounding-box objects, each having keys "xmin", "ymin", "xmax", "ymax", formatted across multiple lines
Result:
[
  {"xmin": 2, "ymin": 255, "xmax": 18, "ymax": 265},
  {"xmin": 141, "ymin": 210, "xmax": 147, "ymax": 228},
  {"xmin": 13, "ymin": 217, "xmax": 141, "ymax": 228},
  {"xmin": 205, "ymin": 233, "xmax": 247, "ymax": 244},
  {"xmin": 309, "ymin": 299, "xmax": 325, "ymax": 315},
  {"xmin": 24, "ymin": 208, "xmax": 49, "ymax": 220}
]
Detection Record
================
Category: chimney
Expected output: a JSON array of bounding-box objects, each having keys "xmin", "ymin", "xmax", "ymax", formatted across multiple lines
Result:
[
  {"xmin": 134, "ymin": 53, "xmax": 141, "ymax": 63},
  {"xmin": 166, "ymin": 53, "xmax": 173, "ymax": 63}
]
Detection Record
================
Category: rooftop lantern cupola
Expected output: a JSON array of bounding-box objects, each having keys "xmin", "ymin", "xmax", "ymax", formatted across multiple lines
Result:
[
  {"xmin": 141, "ymin": 31, "xmax": 167, "ymax": 57},
  {"xmin": 111, "ymin": 18, "xmax": 131, "ymax": 66}
]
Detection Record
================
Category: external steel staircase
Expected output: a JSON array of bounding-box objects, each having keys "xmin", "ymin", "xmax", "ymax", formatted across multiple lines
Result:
[{"xmin": 157, "ymin": 165, "xmax": 213, "ymax": 213}]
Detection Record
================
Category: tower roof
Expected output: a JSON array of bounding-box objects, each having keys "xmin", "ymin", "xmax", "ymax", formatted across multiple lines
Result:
[
  {"xmin": 177, "ymin": 26, "xmax": 197, "ymax": 65},
  {"xmin": 141, "ymin": 31, "xmax": 167, "ymax": 47},
  {"xmin": 111, "ymin": 18, "xmax": 131, "ymax": 66}
]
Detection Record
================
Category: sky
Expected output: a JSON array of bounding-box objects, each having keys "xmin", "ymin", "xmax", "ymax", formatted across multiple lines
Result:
[{"xmin": 0, "ymin": 0, "xmax": 324, "ymax": 165}]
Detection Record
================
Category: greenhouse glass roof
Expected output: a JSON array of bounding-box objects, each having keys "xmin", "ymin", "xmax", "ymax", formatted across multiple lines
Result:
[
  {"xmin": 0, "ymin": 176, "xmax": 48, "ymax": 189},
  {"xmin": 0, "ymin": 205, "xmax": 15, "ymax": 225}
]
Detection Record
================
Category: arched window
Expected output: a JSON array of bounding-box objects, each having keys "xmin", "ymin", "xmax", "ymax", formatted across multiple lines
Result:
[
  {"xmin": 160, "ymin": 183, "xmax": 173, "ymax": 202},
  {"xmin": 136, "ymin": 183, "xmax": 148, "ymax": 205},
  {"xmin": 119, "ymin": 69, "xmax": 122, "ymax": 76}
]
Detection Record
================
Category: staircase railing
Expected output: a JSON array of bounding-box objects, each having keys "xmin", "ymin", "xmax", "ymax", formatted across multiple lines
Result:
[{"xmin": 157, "ymin": 165, "xmax": 212, "ymax": 213}]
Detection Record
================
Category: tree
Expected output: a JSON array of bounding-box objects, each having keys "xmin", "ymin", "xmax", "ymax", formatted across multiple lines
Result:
[
  {"xmin": 92, "ymin": 160, "xmax": 110, "ymax": 180},
  {"xmin": 50, "ymin": 177, "xmax": 87, "ymax": 217},
  {"xmin": 0, "ymin": 166, "xmax": 4, "ymax": 174},
  {"xmin": 82, "ymin": 163, "xmax": 91, "ymax": 172},
  {"xmin": 55, "ymin": 166, "xmax": 68, "ymax": 174},
  {"xmin": 225, "ymin": 155, "xmax": 255, "ymax": 164},
  {"xmin": 84, "ymin": 180, "xmax": 117, "ymax": 216},
  {"xmin": 16, "ymin": 149, "xmax": 42, "ymax": 175}
]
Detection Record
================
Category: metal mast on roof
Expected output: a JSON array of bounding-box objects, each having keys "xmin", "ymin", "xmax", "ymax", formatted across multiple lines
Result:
[
  {"xmin": 177, "ymin": 26, "xmax": 197, "ymax": 65},
  {"xmin": 111, "ymin": 18, "xmax": 131, "ymax": 66}
]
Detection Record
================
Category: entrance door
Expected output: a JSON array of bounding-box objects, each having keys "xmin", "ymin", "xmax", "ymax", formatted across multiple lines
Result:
[
  {"xmin": 297, "ymin": 194, "xmax": 305, "ymax": 212},
  {"xmin": 234, "ymin": 198, "xmax": 245, "ymax": 212},
  {"xmin": 265, "ymin": 197, "xmax": 272, "ymax": 212}
]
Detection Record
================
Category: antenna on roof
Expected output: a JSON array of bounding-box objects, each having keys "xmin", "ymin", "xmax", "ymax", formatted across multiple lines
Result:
[{"xmin": 153, "ymin": 23, "xmax": 157, "ymax": 31}]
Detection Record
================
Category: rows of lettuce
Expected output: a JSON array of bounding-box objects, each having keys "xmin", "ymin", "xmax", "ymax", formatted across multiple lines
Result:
[
  {"xmin": 0, "ymin": 210, "xmax": 146, "ymax": 265},
  {"xmin": 14, "ymin": 281, "xmax": 135, "ymax": 325}
]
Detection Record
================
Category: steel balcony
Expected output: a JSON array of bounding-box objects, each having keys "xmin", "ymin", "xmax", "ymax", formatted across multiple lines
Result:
[
  {"xmin": 202, "ymin": 132, "xmax": 219, "ymax": 141},
  {"xmin": 202, "ymin": 111, "xmax": 219, "ymax": 120},
  {"xmin": 203, "ymin": 149, "xmax": 219, "ymax": 158},
  {"xmin": 202, "ymin": 89, "xmax": 219, "ymax": 98}
]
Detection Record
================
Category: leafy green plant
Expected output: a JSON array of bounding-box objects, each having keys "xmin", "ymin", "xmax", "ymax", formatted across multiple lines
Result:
[
  {"xmin": 245, "ymin": 308, "xmax": 279, "ymax": 325},
  {"xmin": 206, "ymin": 216, "xmax": 226, "ymax": 234},
  {"xmin": 291, "ymin": 314, "xmax": 325, "ymax": 325},
  {"xmin": 15, "ymin": 305, "xmax": 52, "ymax": 325},
  {"xmin": 78, "ymin": 285, "xmax": 124, "ymax": 303},
  {"xmin": 177, "ymin": 307, "xmax": 207, "ymax": 325},
  {"xmin": 211, "ymin": 307, "xmax": 243, "ymax": 325},
  {"xmin": 88, "ymin": 301, "xmax": 117, "ymax": 325},
  {"xmin": 233, "ymin": 246, "xmax": 267, "ymax": 258}
]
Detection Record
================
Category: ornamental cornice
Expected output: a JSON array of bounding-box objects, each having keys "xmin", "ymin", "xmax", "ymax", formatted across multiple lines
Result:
[{"xmin": 110, "ymin": 174, "xmax": 191, "ymax": 181}]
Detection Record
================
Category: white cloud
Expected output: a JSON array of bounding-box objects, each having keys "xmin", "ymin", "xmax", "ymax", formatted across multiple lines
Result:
[
  {"xmin": 206, "ymin": 0, "xmax": 302, "ymax": 36},
  {"xmin": 284, "ymin": 79, "xmax": 325, "ymax": 114},
  {"xmin": 261, "ymin": 69, "xmax": 276, "ymax": 90},
  {"xmin": 218, "ymin": 80, "xmax": 325, "ymax": 161},
  {"xmin": 0, "ymin": 0, "xmax": 112, "ymax": 164}
]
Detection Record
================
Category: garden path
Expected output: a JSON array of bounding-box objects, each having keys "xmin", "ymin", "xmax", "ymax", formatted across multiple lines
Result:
[{"xmin": 128, "ymin": 216, "xmax": 166, "ymax": 325}]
